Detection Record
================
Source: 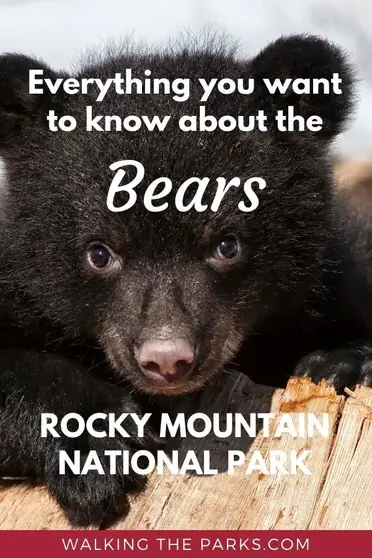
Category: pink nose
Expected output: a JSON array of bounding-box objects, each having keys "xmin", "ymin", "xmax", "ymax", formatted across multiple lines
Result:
[{"xmin": 137, "ymin": 338, "xmax": 195, "ymax": 382}]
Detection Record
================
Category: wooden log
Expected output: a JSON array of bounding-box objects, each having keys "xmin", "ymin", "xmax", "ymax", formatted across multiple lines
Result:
[
  {"xmin": 112, "ymin": 377, "xmax": 342, "ymax": 531},
  {"xmin": 309, "ymin": 386, "xmax": 372, "ymax": 529},
  {"xmin": 0, "ymin": 372, "xmax": 371, "ymax": 531}
]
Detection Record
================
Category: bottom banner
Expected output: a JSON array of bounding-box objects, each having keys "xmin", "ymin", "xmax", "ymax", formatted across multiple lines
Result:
[{"xmin": 0, "ymin": 530, "xmax": 369, "ymax": 556}]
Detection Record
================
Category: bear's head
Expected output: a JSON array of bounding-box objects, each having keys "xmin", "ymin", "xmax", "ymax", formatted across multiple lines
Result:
[{"xmin": 0, "ymin": 35, "xmax": 355, "ymax": 394}]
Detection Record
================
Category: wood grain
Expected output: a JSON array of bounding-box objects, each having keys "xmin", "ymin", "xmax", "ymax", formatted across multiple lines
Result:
[{"xmin": 0, "ymin": 372, "xmax": 370, "ymax": 531}]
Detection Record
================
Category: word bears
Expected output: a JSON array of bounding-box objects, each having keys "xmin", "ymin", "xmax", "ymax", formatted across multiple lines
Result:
[{"xmin": 106, "ymin": 160, "xmax": 267, "ymax": 213}]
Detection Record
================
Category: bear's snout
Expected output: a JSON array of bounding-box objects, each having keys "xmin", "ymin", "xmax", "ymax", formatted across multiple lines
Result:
[{"xmin": 137, "ymin": 337, "xmax": 196, "ymax": 385}]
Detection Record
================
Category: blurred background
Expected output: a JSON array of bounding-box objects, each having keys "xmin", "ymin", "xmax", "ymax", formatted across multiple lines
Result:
[{"xmin": 0, "ymin": 0, "xmax": 371, "ymax": 156}]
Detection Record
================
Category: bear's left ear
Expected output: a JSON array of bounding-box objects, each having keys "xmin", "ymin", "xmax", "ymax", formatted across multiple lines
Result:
[
  {"xmin": 0, "ymin": 54, "xmax": 66, "ymax": 143},
  {"xmin": 248, "ymin": 35, "xmax": 356, "ymax": 141}
]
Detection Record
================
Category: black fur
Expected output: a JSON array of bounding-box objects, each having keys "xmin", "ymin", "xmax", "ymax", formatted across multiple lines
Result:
[{"xmin": 0, "ymin": 34, "xmax": 370, "ymax": 526}]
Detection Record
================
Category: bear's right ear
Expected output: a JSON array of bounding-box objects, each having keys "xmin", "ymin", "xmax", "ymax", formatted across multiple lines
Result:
[
  {"xmin": 248, "ymin": 35, "xmax": 356, "ymax": 142},
  {"xmin": 0, "ymin": 54, "xmax": 66, "ymax": 143}
]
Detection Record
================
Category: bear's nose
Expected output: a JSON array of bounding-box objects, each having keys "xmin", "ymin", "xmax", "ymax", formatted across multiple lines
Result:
[{"xmin": 137, "ymin": 338, "xmax": 195, "ymax": 382}]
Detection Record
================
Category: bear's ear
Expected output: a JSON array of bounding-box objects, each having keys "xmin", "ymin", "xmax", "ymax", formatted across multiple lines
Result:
[
  {"xmin": 249, "ymin": 35, "xmax": 356, "ymax": 141},
  {"xmin": 0, "ymin": 54, "xmax": 66, "ymax": 143}
]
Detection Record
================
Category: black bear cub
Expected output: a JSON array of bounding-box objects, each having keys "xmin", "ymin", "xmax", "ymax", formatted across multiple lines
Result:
[{"xmin": 0, "ymin": 34, "xmax": 371, "ymax": 526}]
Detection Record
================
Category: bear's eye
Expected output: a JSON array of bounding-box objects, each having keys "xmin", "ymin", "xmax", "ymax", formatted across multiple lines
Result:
[
  {"xmin": 86, "ymin": 243, "xmax": 120, "ymax": 274},
  {"xmin": 216, "ymin": 235, "xmax": 240, "ymax": 260},
  {"xmin": 208, "ymin": 234, "xmax": 242, "ymax": 268}
]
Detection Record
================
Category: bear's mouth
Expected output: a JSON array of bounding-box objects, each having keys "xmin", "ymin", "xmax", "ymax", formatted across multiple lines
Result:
[
  {"xmin": 135, "ymin": 369, "xmax": 209, "ymax": 395},
  {"xmin": 102, "ymin": 323, "xmax": 239, "ymax": 396},
  {"xmin": 104, "ymin": 342, "xmax": 208, "ymax": 395}
]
